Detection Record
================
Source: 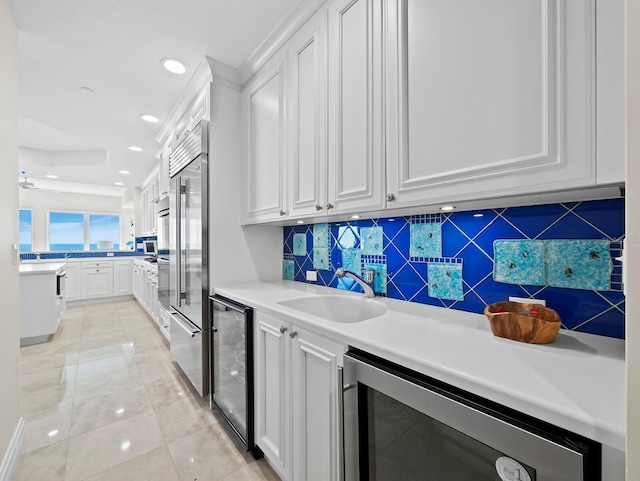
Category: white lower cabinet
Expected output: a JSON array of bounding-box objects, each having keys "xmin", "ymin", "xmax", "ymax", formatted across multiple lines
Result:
[
  {"xmin": 113, "ymin": 259, "xmax": 133, "ymax": 296},
  {"xmin": 255, "ymin": 311, "xmax": 345, "ymax": 481},
  {"xmin": 132, "ymin": 259, "xmax": 160, "ymax": 326},
  {"xmin": 64, "ymin": 263, "xmax": 81, "ymax": 301},
  {"xmin": 81, "ymin": 262, "xmax": 114, "ymax": 299}
]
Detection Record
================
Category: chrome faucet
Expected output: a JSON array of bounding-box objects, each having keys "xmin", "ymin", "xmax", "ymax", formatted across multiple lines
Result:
[{"xmin": 336, "ymin": 268, "xmax": 376, "ymax": 298}]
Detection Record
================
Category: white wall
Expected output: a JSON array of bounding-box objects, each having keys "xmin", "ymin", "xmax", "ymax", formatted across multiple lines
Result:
[
  {"xmin": 0, "ymin": 0, "xmax": 22, "ymax": 475},
  {"xmin": 208, "ymin": 77, "xmax": 282, "ymax": 289},
  {"xmin": 626, "ymin": 1, "xmax": 640, "ymax": 478},
  {"xmin": 19, "ymin": 189, "xmax": 135, "ymax": 251}
]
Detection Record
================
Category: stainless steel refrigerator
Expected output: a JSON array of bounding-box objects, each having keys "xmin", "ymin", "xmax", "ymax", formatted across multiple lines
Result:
[{"xmin": 168, "ymin": 120, "xmax": 209, "ymax": 397}]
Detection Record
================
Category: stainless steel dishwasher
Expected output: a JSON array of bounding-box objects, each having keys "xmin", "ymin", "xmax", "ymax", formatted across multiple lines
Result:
[{"xmin": 209, "ymin": 295, "xmax": 261, "ymax": 458}]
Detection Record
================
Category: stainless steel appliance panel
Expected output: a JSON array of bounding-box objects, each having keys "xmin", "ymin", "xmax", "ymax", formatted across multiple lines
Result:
[
  {"xmin": 210, "ymin": 296, "xmax": 257, "ymax": 455},
  {"xmin": 176, "ymin": 158, "xmax": 204, "ymax": 329},
  {"xmin": 343, "ymin": 350, "xmax": 601, "ymax": 481},
  {"xmin": 157, "ymin": 196, "xmax": 170, "ymax": 310},
  {"xmin": 170, "ymin": 310, "xmax": 205, "ymax": 397},
  {"xmin": 168, "ymin": 120, "xmax": 209, "ymax": 398}
]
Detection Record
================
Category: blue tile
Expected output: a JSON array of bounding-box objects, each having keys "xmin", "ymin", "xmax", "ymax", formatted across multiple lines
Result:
[
  {"xmin": 293, "ymin": 233, "xmax": 307, "ymax": 256},
  {"xmin": 544, "ymin": 240, "xmax": 612, "ymax": 291},
  {"xmin": 427, "ymin": 263, "xmax": 464, "ymax": 302},
  {"xmin": 337, "ymin": 225, "xmax": 359, "ymax": 249},
  {"xmin": 573, "ymin": 199, "xmax": 625, "ymax": 239},
  {"xmin": 409, "ymin": 223, "xmax": 442, "ymax": 258},
  {"xmin": 283, "ymin": 260, "xmax": 295, "ymax": 281},
  {"xmin": 313, "ymin": 223, "xmax": 330, "ymax": 247},
  {"xmin": 313, "ymin": 247, "xmax": 330, "ymax": 270},
  {"xmin": 538, "ymin": 214, "xmax": 606, "ymax": 240},
  {"xmin": 441, "ymin": 221, "xmax": 471, "ymax": 258},
  {"xmin": 342, "ymin": 248, "xmax": 362, "ymax": 275},
  {"xmin": 474, "ymin": 217, "xmax": 526, "ymax": 255},
  {"xmin": 361, "ymin": 227, "xmax": 384, "ymax": 255},
  {"xmin": 493, "ymin": 240, "xmax": 545, "ymax": 285},
  {"xmin": 364, "ymin": 263, "xmax": 387, "ymax": 295},
  {"xmin": 456, "ymin": 243, "xmax": 494, "ymax": 287},
  {"xmin": 389, "ymin": 263, "xmax": 426, "ymax": 301},
  {"xmin": 447, "ymin": 210, "xmax": 498, "ymax": 239},
  {"xmin": 502, "ymin": 204, "xmax": 568, "ymax": 239}
]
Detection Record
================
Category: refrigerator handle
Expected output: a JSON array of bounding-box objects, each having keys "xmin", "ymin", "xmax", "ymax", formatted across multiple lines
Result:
[{"xmin": 179, "ymin": 178, "xmax": 187, "ymax": 304}]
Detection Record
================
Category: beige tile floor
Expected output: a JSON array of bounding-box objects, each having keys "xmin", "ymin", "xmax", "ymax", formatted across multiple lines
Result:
[{"xmin": 15, "ymin": 300, "xmax": 280, "ymax": 481}]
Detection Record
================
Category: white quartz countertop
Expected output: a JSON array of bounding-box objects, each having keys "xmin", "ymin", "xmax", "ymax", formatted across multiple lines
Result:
[
  {"xmin": 215, "ymin": 280, "xmax": 626, "ymax": 452},
  {"xmin": 19, "ymin": 262, "xmax": 66, "ymax": 275}
]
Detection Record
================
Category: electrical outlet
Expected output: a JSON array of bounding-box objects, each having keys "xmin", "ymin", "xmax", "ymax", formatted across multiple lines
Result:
[
  {"xmin": 509, "ymin": 296, "xmax": 546, "ymax": 306},
  {"xmin": 106, "ymin": 252, "xmax": 114, "ymax": 257},
  {"xmin": 306, "ymin": 270, "xmax": 318, "ymax": 282}
]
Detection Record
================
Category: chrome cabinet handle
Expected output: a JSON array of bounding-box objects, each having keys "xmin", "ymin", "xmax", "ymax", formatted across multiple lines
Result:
[
  {"xmin": 289, "ymin": 330, "xmax": 297, "ymax": 339},
  {"xmin": 279, "ymin": 210, "xmax": 286, "ymax": 216},
  {"xmin": 326, "ymin": 203, "xmax": 334, "ymax": 210},
  {"xmin": 386, "ymin": 193, "xmax": 396, "ymax": 202},
  {"xmin": 279, "ymin": 326, "xmax": 288, "ymax": 334},
  {"xmin": 315, "ymin": 204, "xmax": 323, "ymax": 211}
]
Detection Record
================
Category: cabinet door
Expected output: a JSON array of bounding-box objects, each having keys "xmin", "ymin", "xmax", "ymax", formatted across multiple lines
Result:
[
  {"xmin": 327, "ymin": 0, "xmax": 385, "ymax": 215},
  {"xmin": 254, "ymin": 312, "xmax": 291, "ymax": 481},
  {"xmin": 385, "ymin": 0, "xmax": 596, "ymax": 208},
  {"xmin": 82, "ymin": 268, "xmax": 114, "ymax": 299},
  {"xmin": 64, "ymin": 263, "xmax": 81, "ymax": 301},
  {"xmin": 132, "ymin": 263, "xmax": 140, "ymax": 300},
  {"xmin": 243, "ymin": 55, "xmax": 287, "ymax": 223},
  {"xmin": 291, "ymin": 328, "xmax": 345, "ymax": 481},
  {"xmin": 113, "ymin": 260, "xmax": 132, "ymax": 296},
  {"xmin": 287, "ymin": 10, "xmax": 329, "ymax": 218}
]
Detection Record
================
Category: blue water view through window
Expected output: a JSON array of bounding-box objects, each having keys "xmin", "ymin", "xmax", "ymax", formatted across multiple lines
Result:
[
  {"xmin": 19, "ymin": 209, "xmax": 32, "ymax": 252},
  {"xmin": 48, "ymin": 212, "xmax": 121, "ymax": 251},
  {"xmin": 49, "ymin": 212, "xmax": 84, "ymax": 251}
]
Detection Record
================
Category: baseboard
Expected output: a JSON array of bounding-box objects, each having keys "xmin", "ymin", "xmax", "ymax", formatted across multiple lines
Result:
[{"xmin": 0, "ymin": 417, "xmax": 24, "ymax": 481}]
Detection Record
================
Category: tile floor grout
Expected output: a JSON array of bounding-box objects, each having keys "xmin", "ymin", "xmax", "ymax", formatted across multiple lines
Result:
[{"xmin": 15, "ymin": 299, "xmax": 279, "ymax": 481}]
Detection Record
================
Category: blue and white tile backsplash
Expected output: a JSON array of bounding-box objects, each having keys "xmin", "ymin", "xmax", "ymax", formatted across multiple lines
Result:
[{"xmin": 283, "ymin": 198, "xmax": 625, "ymax": 339}]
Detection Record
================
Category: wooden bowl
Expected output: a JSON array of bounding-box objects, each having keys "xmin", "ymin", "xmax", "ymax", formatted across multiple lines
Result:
[{"xmin": 483, "ymin": 301, "xmax": 561, "ymax": 344}]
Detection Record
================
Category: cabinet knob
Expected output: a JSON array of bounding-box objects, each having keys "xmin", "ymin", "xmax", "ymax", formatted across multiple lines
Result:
[
  {"xmin": 386, "ymin": 193, "xmax": 396, "ymax": 202},
  {"xmin": 279, "ymin": 210, "xmax": 286, "ymax": 216},
  {"xmin": 289, "ymin": 330, "xmax": 298, "ymax": 339},
  {"xmin": 315, "ymin": 204, "xmax": 323, "ymax": 211},
  {"xmin": 325, "ymin": 203, "xmax": 334, "ymax": 210},
  {"xmin": 279, "ymin": 326, "xmax": 288, "ymax": 334}
]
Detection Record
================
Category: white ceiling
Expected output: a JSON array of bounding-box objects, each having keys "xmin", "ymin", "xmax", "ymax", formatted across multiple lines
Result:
[{"xmin": 10, "ymin": 0, "xmax": 299, "ymax": 196}]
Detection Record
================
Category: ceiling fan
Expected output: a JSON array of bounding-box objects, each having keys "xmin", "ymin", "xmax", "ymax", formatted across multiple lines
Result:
[{"xmin": 19, "ymin": 171, "xmax": 60, "ymax": 193}]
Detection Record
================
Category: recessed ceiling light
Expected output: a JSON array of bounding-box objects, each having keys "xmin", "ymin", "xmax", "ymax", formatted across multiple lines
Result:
[
  {"xmin": 120, "ymin": 441, "xmax": 131, "ymax": 451},
  {"xmin": 141, "ymin": 114, "xmax": 159, "ymax": 123},
  {"xmin": 440, "ymin": 205, "xmax": 456, "ymax": 211},
  {"xmin": 78, "ymin": 86, "xmax": 94, "ymax": 94},
  {"xmin": 297, "ymin": 221, "xmax": 304, "ymax": 224},
  {"xmin": 351, "ymin": 215, "xmax": 361, "ymax": 219},
  {"xmin": 45, "ymin": 173, "xmax": 59, "ymax": 179},
  {"xmin": 118, "ymin": 170, "xmax": 130, "ymax": 175},
  {"xmin": 161, "ymin": 58, "xmax": 186, "ymax": 74},
  {"xmin": 128, "ymin": 146, "xmax": 142, "ymax": 152},
  {"xmin": 114, "ymin": 182, "xmax": 124, "ymax": 186}
]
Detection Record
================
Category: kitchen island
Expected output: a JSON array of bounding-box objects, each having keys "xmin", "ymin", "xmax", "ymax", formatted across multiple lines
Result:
[{"xmin": 19, "ymin": 262, "xmax": 67, "ymax": 345}]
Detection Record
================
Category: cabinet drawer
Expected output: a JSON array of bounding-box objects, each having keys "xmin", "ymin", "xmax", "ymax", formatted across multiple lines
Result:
[{"xmin": 82, "ymin": 261, "xmax": 113, "ymax": 269}]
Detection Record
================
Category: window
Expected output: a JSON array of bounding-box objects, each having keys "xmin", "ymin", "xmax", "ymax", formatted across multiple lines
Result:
[
  {"xmin": 89, "ymin": 214, "xmax": 120, "ymax": 250},
  {"xmin": 19, "ymin": 209, "xmax": 32, "ymax": 252},
  {"xmin": 48, "ymin": 212, "xmax": 120, "ymax": 251}
]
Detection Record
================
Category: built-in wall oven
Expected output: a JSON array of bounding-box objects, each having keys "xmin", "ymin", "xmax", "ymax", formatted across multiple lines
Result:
[{"xmin": 342, "ymin": 349, "xmax": 601, "ymax": 481}]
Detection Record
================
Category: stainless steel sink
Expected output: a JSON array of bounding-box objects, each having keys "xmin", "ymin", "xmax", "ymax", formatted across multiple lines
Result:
[{"xmin": 277, "ymin": 295, "xmax": 387, "ymax": 323}]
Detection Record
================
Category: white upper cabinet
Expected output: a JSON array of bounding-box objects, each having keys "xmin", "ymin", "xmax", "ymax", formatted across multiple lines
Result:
[
  {"xmin": 287, "ymin": 10, "xmax": 329, "ymax": 218},
  {"xmin": 596, "ymin": 0, "xmax": 625, "ymax": 185},
  {"xmin": 242, "ymin": 54, "xmax": 287, "ymax": 223},
  {"xmin": 326, "ymin": 0, "xmax": 386, "ymax": 215},
  {"xmin": 384, "ymin": 0, "xmax": 598, "ymax": 208}
]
